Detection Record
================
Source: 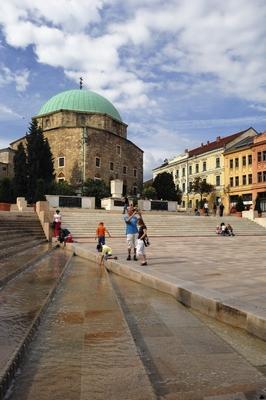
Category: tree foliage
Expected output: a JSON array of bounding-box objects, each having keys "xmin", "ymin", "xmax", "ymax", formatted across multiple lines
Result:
[
  {"xmin": 190, "ymin": 177, "xmax": 214, "ymax": 205},
  {"xmin": 82, "ymin": 179, "xmax": 110, "ymax": 208},
  {"xmin": 152, "ymin": 172, "xmax": 177, "ymax": 201},
  {"xmin": 142, "ymin": 185, "xmax": 157, "ymax": 200},
  {"xmin": 49, "ymin": 181, "xmax": 76, "ymax": 196},
  {"xmin": 25, "ymin": 120, "xmax": 54, "ymax": 203},
  {"xmin": 13, "ymin": 143, "xmax": 27, "ymax": 197},
  {"xmin": 235, "ymin": 196, "xmax": 245, "ymax": 212},
  {"xmin": 0, "ymin": 178, "xmax": 15, "ymax": 203}
]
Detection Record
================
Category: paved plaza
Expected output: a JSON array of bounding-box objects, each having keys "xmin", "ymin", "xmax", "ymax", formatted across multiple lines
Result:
[{"xmin": 73, "ymin": 235, "xmax": 266, "ymax": 340}]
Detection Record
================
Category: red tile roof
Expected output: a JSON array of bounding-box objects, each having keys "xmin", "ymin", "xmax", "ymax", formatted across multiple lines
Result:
[{"xmin": 188, "ymin": 127, "xmax": 254, "ymax": 157}]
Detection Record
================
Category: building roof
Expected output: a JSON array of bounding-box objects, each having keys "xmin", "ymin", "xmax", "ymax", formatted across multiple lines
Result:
[
  {"xmin": 224, "ymin": 136, "xmax": 254, "ymax": 154},
  {"xmin": 188, "ymin": 127, "xmax": 255, "ymax": 157},
  {"xmin": 37, "ymin": 89, "xmax": 122, "ymax": 122}
]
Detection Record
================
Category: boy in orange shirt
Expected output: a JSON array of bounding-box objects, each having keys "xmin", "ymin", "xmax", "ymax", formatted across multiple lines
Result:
[{"xmin": 95, "ymin": 222, "xmax": 111, "ymax": 246}]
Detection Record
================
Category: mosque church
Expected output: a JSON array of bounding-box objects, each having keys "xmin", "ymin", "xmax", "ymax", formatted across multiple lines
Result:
[{"xmin": 4, "ymin": 89, "xmax": 143, "ymax": 196}]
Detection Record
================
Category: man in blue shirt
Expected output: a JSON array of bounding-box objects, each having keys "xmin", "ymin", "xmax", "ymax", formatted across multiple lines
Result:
[{"xmin": 124, "ymin": 205, "xmax": 139, "ymax": 260}]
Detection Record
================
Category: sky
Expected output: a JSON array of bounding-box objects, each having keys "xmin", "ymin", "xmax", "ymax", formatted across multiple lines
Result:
[{"xmin": 0, "ymin": 0, "xmax": 266, "ymax": 181}]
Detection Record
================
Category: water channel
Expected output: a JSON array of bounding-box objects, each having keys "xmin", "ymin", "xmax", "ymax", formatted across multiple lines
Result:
[{"xmin": 2, "ymin": 254, "xmax": 266, "ymax": 400}]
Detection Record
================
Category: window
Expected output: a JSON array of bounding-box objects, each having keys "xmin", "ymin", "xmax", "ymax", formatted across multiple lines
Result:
[
  {"xmin": 258, "ymin": 172, "xmax": 262, "ymax": 182},
  {"xmin": 189, "ymin": 181, "xmax": 193, "ymax": 191},
  {"xmin": 195, "ymin": 164, "xmax": 199, "ymax": 173},
  {"xmin": 263, "ymin": 151, "xmax": 266, "ymax": 161},
  {"xmin": 116, "ymin": 145, "xmax": 121, "ymax": 156},
  {"xmin": 133, "ymin": 186, "xmax": 137, "ymax": 195},
  {"xmin": 235, "ymin": 158, "xmax": 239, "ymax": 168},
  {"xmin": 216, "ymin": 175, "xmax": 220, "ymax": 186},
  {"xmin": 133, "ymin": 168, "xmax": 137, "ymax": 177},
  {"xmin": 216, "ymin": 158, "xmax": 220, "ymax": 168},
  {"xmin": 203, "ymin": 178, "xmax": 206, "ymax": 183},
  {"xmin": 123, "ymin": 166, "xmax": 127, "ymax": 174},
  {"xmin": 58, "ymin": 157, "xmax": 65, "ymax": 167},
  {"xmin": 229, "ymin": 159, "xmax": 233, "ymax": 168},
  {"xmin": 110, "ymin": 162, "xmax": 114, "ymax": 171},
  {"xmin": 242, "ymin": 156, "xmax": 246, "ymax": 166},
  {"xmin": 203, "ymin": 161, "xmax": 206, "ymax": 171},
  {"xmin": 258, "ymin": 152, "xmax": 262, "ymax": 162},
  {"xmin": 248, "ymin": 174, "xmax": 252, "ymax": 184},
  {"xmin": 248, "ymin": 155, "xmax": 252, "ymax": 165},
  {"xmin": 230, "ymin": 177, "xmax": 234, "ymax": 187},
  {"xmin": 182, "ymin": 182, "xmax": 185, "ymax": 192},
  {"xmin": 2, "ymin": 166, "xmax": 6, "ymax": 171},
  {"xmin": 263, "ymin": 171, "xmax": 266, "ymax": 182},
  {"xmin": 58, "ymin": 178, "xmax": 65, "ymax": 182},
  {"xmin": 182, "ymin": 167, "xmax": 185, "ymax": 177},
  {"xmin": 175, "ymin": 169, "xmax": 179, "ymax": 178},
  {"xmin": 242, "ymin": 175, "xmax": 246, "ymax": 185},
  {"xmin": 235, "ymin": 176, "xmax": 239, "ymax": 186},
  {"xmin": 95, "ymin": 157, "xmax": 100, "ymax": 167},
  {"xmin": 189, "ymin": 165, "xmax": 192, "ymax": 175}
]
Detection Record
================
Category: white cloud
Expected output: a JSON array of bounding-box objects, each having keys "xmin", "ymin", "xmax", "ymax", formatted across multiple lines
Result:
[
  {"xmin": 0, "ymin": 0, "xmax": 266, "ymax": 110},
  {"xmin": 0, "ymin": 104, "xmax": 21, "ymax": 120},
  {"xmin": 0, "ymin": 65, "xmax": 30, "ymax": 92}
]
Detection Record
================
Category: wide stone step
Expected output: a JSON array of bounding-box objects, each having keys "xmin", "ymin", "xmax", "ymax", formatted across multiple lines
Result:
[{"xmin": 0, "ymin": 239, "xmax": 47, "ymax": 259}]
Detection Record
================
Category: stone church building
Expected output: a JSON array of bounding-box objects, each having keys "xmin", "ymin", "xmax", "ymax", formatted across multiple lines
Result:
[{"xmin": 10, "ymin": 89, "xmax": 143, "ymax": 195}]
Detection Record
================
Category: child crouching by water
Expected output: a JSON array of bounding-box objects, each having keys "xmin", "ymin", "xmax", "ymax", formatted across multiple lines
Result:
[{"xmin": 97, "ymin": 243, "xmax": 118, "ymax": 268}]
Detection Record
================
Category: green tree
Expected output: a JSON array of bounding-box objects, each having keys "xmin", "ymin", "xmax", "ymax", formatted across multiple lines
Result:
[
  {"xmin": 235, "ymin": 196, "xmax": 245, "ymax": 212},
  {"xmin": 0, "ymin": 177, "xmax": 15, "ymax": 203},
  {"xmin": 190, "ymin": 177, "xmax": 214, "ymax": 208},
  {"xmin": 35, "ymin": 179, "xmax": 46, "ymax": 201},
  {"xmin": 82, "ymin": 178, "xmax": 110, "ymax": 208},
  {"xmin": 142, "ymin": 185, "xmax": 157, "ymax": 200},
  {"xmin": 48, "ymin": 181, "xmax": 76, "ymax": 196},
  {"xmin": 152, "ymin": 172, "xmax": 177, "ymax": 201},
  {"xmin": 26, "ymin": 120, "xmax": 54, "ymax": 202},
  {"xmin": 13, "ymin": 142, "xmax": 27, "ymax": 198},
  {"xmin": 254, "ymin": 196, "xmax": 262, "ymax": 215}
]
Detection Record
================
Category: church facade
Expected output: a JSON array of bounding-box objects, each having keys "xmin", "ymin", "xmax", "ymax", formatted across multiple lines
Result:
[{"xmin": 10, "ymin": 89, "xmax": 143, "ymax": 196}]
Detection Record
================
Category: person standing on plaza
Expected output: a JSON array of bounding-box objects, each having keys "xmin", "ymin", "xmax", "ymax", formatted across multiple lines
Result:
[
  {"xmin": 213, "ymin": 203, "xmax": 217, "ymax": 216},
  {"xmin": 122, "ymin": 196, "xmax": 129, "ymax": 214},
  {"xmin": 53, "ymin": 209, "xmax": 61, "ymax": 238},
  {"xmin": 124, "ymin": 205, "xmax": 139, "ymax": 261},
  {"xmin": 95, "ymin": 222, "xmax": 111, "ymax": 246},
  {"xmin": 136, "ymin": 218, "xmax": 149, "ymax": 266},
  {"xmin": 219, "ymin": 202, "xmax": 224, "ymax": 217},
  {"xmin": 204, "ymin": 200, "xmax": 209, "ymax": 216}
]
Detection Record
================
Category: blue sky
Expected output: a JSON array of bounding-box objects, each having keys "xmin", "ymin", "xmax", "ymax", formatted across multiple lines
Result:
[{"xmin": 0, "ymin": 0, "xmax": 266, "ymax": 180}]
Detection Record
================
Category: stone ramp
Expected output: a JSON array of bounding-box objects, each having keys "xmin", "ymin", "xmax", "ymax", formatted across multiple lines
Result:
[
  {"xmin": 71, "ymin": 238, "xmax": 266, "ymax": 342},
  {"xmin": 60, "ymin": 211, "xmax": 266, "ymax": 237}
]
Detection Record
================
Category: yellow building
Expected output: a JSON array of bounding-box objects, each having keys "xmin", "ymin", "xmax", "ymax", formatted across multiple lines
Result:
[
  {"xmin": 224, "ymin": 136, "xmax": 254, "ymax": 214},
  {"xmin": 153, "ymin": 127, "xmax": 257, "ymax": 211}
]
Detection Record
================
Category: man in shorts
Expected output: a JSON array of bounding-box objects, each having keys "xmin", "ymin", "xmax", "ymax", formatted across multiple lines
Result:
[{"xmin": 124, "ymin": 205, "xmax": 139, "ymax": 261}]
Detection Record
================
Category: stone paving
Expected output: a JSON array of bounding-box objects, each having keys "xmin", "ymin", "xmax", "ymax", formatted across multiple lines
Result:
[{"xmin": 73, "ymin": 235, "xmax": 266, "ymax": 340}]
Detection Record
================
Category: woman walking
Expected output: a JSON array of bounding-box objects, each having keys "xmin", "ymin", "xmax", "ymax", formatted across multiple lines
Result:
[{"xmin": 136, "ymin": 218, "xmax": 149, "ymax": 266}]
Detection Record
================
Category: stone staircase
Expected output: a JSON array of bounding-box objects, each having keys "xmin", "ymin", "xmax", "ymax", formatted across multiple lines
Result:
[
  {"xmin": 0, "ymin": 211, "xmax": 47, "ymax": 261},
  {"xmin": 59, "ymin": 210, "xmax": 266, "ymax": 238}
]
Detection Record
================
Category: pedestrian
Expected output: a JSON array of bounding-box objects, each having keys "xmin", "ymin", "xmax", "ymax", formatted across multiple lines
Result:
[
  {"xmin": 58, "ymin": 228, "xmax": 74, "ymax": 247},
  {"xmin": 219, "ymin": 203, "xmax": 224, "ymax": 217},
  {"xmin": 204, "ymin": 200, "xmax": 209, "ymax": 216},
  {"xmin": 213, "ymin": 203, "xmax": 217, "ymax": 216},
  {"xmin": 136, "ymin": 218, "xmax": 149, "ymax": 266},
  {"xmin": 97, "ymin": 243, "xmax": 118, "ymax": 268},
  {"xmin": 95, "ymin": 222, "xmax": 111, "ymax": 246},
  {"xmin": 124, "ymin": 205, "xmax": 139, "ymax": 261},
  {"xmin": 122, "ymin": 196, "xmax": 129, "ymax": 214},
  {"xmin": 53, "ymin": 209, "xmax": 61, "ymax": 238},
  {"xmin": 226, "ymin": 223, "xmax": 235, "ymax": 236}
]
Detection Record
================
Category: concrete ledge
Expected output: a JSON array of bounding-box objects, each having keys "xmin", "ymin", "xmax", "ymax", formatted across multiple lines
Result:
[
  {"xmin": 0, "ymin": 252, "xmax": 73, "ymax": 400},
  {"xmin": 71, "ymin": 243, "xmax": 266, "ymax": 341}
]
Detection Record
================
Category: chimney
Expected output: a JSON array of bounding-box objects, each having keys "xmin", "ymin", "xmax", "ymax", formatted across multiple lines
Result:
[
  {"xmin": 216, "ymin": 136, "xmax": 221, "ymax": 142},
  {"xmin": 207, "ymin": 141, "xmax": 210, "ymax": 145},
  {"xmin": 201, "ymin": 142, "xmax": 204, "ymax": 147}
]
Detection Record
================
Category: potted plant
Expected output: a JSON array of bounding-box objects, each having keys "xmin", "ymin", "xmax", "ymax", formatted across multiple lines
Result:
[
  {"xmin": 235, "ymin": 196, "xmax": 245, "ymax": 217},
  {"xmin": 254, "ymin": 196, "xmax": 262, "ymax": 217}
]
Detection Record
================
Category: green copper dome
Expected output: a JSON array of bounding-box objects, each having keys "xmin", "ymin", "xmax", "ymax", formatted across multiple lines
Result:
[{"xmin": 37, "ymin": 89, "xmax": 122, "ymax": 121}]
